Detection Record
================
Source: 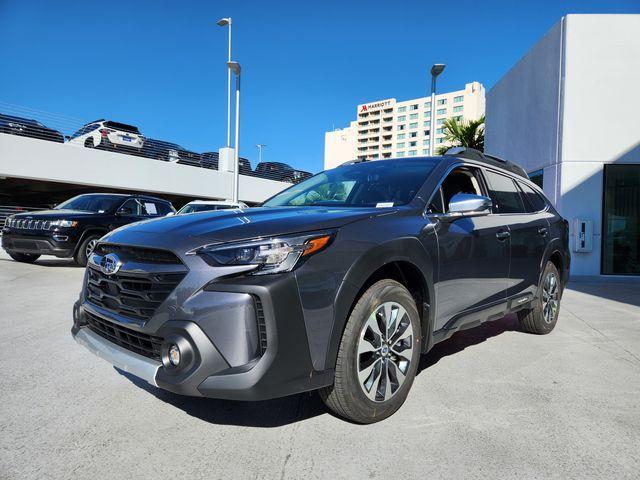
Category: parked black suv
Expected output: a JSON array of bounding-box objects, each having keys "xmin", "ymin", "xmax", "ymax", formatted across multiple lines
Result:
[
  {"xmin": 71, "ymin": 149, "xmax": 569, "ymax": 423},
  {"xmin": 2, "ymin": 193, "xmax": 175, "ymax": 266},
  {"xmin": 255, "ymin": 161, "xmax": 312, "ymax": 183},
  {"xmin": 0, "ymin": 113, "xmax": 64, "ymax": 143}
]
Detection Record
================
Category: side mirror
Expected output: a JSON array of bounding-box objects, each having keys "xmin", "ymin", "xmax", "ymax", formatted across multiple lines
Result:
[
  {"xmin": 165, "ymin": 212, "xmax": 175, "ymax": 217},
  {"xmin": 429, "ymin": 193, "xmax": 492, "ymax": 221},
  {"xmin": 448, "ymin": 193, "xmax": 492, "ymax": 214}
]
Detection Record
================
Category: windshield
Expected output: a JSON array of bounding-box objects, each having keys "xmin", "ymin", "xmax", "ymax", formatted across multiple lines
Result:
[
  {"xmin": 177, "ymin": 203, "xmax": 236, "ymax": 214},
  {"xmin": 55, "ymin": 195, "xmax": 124, "ymax": 213},
  {"xmin": 263, "ymin": 158, "xmax": 438, "ymax": 208}
]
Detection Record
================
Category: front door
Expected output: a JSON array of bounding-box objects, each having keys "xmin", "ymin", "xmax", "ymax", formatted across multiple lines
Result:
[{"xmin": 428, "ymin": 166, "xmax": 510, "ymax": 331}]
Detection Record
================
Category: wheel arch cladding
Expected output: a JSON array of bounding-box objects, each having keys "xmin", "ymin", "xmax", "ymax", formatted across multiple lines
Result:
[
  {"xmin": 326, "ymin": 237, "xmax": 435, "ymax": 371},
  {"xmin": 74, "ymin": 228, "xmax": 108, "ymax": 254}
]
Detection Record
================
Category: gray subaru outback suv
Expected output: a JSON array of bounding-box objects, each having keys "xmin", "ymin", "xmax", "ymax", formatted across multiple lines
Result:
[{"xmin": 72, "ymin": 148, "xmax": 570, "ymax": 423}]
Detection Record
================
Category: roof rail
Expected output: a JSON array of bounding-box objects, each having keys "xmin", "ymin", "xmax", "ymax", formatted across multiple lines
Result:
[{"xmin": 444, "ymin": 147, "xmax": 528, "ymax": 179}]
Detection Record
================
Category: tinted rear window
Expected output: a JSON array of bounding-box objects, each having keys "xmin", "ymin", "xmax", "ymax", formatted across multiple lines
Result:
[
  {"xmin": 484, "ymin": 170, "xmax": 526, "ymax": 214},
  {"xmin": 519, "ymin": 182, "xmax": 547, "ymax": 212},
  {"xmin": 104, "ymin": 121, "xmax": 140, "ymax": 134}
]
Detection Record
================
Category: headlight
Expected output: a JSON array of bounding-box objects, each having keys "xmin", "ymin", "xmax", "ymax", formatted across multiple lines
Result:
[
  {"xmin": 4, "ymin": 216, "xmax": 14, "ymax": 228},
  {"xmin": 188, "ymin": 232, "xmax": 333, "ymax": 275},
  {"xmin": 51, "ymin": 219, "xmax": 78, "ymax": 228}
]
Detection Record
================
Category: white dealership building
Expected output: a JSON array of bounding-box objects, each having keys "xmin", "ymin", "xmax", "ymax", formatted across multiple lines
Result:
[
  {"xmin": 485, "ymin": 14, "xmax": 640, "ymax": 277},
  {"xmin": 325, "ymin": 82, "xmax": 485, "ymax": 169}
]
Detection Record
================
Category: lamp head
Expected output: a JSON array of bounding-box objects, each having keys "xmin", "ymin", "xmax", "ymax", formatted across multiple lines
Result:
[
  {"xmin": 217, "ymin": 18, "xmax": 231, "ymax": 26},
  {"xmin": 227, "ymin": 61, "xmax": 241, "ymax": 75},
  {"xmin": 430, "ymin": 63, "xmax": 446, "ymax": 77}
]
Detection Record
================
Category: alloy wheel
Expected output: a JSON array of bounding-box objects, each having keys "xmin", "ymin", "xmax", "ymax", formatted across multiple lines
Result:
[
  {"xmin": 86, "ymin": 239, "xmax": 98, "ymax": 259},
  {"xmin": 541, "ymin": 272, "xmax": 559, "ymax": 324},
  {"xmin": 356, "ymin": 301, "xmax": 414, "ymax": 402}
]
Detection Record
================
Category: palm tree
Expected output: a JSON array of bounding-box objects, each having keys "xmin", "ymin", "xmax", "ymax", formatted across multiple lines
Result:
[{"xmin": 435, "ymin": 115, "xmax": 485, "ymax": 155}]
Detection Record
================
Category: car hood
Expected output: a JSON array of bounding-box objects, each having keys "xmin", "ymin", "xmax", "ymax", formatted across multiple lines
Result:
[
  {"xmin": 104, "ymin": 206, "xmax": 392, "ymax": 246},
  {"xmin": 12, "ymin": 209, "xmax": 99, "ymax": 219}
]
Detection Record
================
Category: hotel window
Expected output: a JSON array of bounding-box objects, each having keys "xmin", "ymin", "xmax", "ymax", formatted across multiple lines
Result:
[
  {"xmin": 422, "ymin": 149, "xmax": 429, "ymax": 155},
  {"xmin": 454, "ymin": 95, "xmax": 464, "ymax": 103},
  {"xmin": 437, "ymin": 118, "xmax": 446, "ymax": 125},
  {"xmin": 397, "ymin": 115, "xmax": 406, "ymax": 121},
  {"xmin": 437, "ymin": 99, "xmax": 447, "ymax": 105},
  {"xmin": 424, "ymin": 102, "xmax": 431, "ymax": 109},
  {"xmin": 409, "ymin": 132, "xmax": 417, "ymax": 138},
  {"xmin": 453, "ymin": 105, "xmax": 464, "ymax": 112},
  {"xmin": 409, "ymin": 113, "xmax": 418, "ymax": 120},
  {"xmin": 454, "ymin": 115, "xmax": 463, "ymax": 122},
  {"xmin": 408, "ymin": 150, "xmax": 417, "ymax": 156},
  {"xmin": 423, "ymin": 139, "xmax": 430, "ymax": 145},
  {"xmin": 424, "ymin": 111, "xmax": 431, "ymax": 118},
  {"xmin": 397, "ymin": 124, "xmax": 406, "ymax": 131},
  {"xmin": 437, "ymin": 108, "xmax": 446, "ymax": 115},
  {"xmin": 398, "ymin": 106, "xmax": 406, "ymax": 113},
  {"xmin": 397, "ymin": 142, "xmax": 405, "ymax": 148},
  {"xmin": 397, "ymin": 151, "xmax": 405, "ymax": 157},
  {"xmin": 409, "ymin": 141, "xmax": 417, "ymax": 147},
  {"xmin": 436, "ymin": 138, "xmax": 445, "ymax": 144},
  {"xmin": 397, "ymin": 133, "xmax": 406, "ymax": 140},
  {"xmin": 410, "ymin": 104, "xmax": 418, "ymax": 110},
  {"xmin": 423, "ymin": 121, "xmax": 431, "ymax": 127},
  {"xmin": 423, "ymin": 130, "xmax": 430, "ymax": 137},
  {"xmin": 436, "ymin": 128, "xmax": 444, "ymax": 134},
  {"xmin": 409, "ymin": 122, "xmax": 418, "ymax": 129}
]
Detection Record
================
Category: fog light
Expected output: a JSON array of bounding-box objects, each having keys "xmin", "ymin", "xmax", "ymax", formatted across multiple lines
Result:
[{"xmin": 168, "ymin": 344, "xmax": 181, "ymax": 366}]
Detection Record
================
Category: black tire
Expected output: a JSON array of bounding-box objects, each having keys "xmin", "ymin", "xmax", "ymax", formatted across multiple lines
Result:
[
  {"xmin": 518, "ymin": 261, "xmax": 562, "ymax": 334},
  {"xmin": 84, "ymin": 137, "xmax": 95, "ymax": 148},
  {"xmin": 7, "ymin": 251, "xmax": 40, "ymax": 263},
  {"xmin": 74, "ymin": 234, "xmax": 101, "ymax": 267},
  {"xmin": 319, "ymin": 279, "xmax": 421, "ymax": 424}
]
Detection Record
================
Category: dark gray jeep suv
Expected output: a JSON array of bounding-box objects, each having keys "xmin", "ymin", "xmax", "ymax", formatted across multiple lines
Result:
[{"xmin": 72, "ymin": 148, "xmax": 570, "ymax": 423}]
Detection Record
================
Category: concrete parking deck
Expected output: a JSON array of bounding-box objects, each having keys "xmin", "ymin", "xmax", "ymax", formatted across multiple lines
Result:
[{"xmin": 1, "ymin": 250, "xmax": 639, "ymax": 479}]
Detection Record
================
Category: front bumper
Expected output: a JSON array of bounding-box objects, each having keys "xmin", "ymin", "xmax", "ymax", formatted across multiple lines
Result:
[
  {"xmin": 2, "ymin": 230, "xmax": 76, "ymax": 257},
  {"xmin": 72, "ymin": 269, "xmax": 334, "ymax": 401}
]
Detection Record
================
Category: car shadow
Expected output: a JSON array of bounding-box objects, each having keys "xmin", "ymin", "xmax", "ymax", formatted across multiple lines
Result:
[
  {"xmin": 0, "ymin": 257, "xmax": 82, "ymax": 268},
  {"xmin": 417, "ymin": 313, "xmax": 521, "ymax": 373},
  {"xmin": 116, "ymin": 314, "xmax": 523, "ymax": 428}
]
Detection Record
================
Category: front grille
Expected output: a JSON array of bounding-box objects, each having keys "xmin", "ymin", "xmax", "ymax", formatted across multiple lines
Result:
[
  {"xmin": 86, "ymin": 266, "xmax": 186, "ymax": 321},
  {"xmin": 255, "ymin": 297, "xmax": 267, "ymax": 356},
  {"xmin": 7, "ymin": 218, "xmax": 52, "ymax": 231},
  {"xmin": 93, "ymin": 244, "xmax": 182, "ymax": 265},
  {"xmin": 85, "ymin": 311, "xmax": 163, "ymax": 360}
]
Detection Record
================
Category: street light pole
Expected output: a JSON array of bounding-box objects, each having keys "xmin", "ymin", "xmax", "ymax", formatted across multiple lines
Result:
[
  {"xmin": 256, "ymin": 144, "xmax": 266, "ymax": 163},
  {"xmin": 228, "ymin": 61, "xmax": 241, "ymax": 204},
  {"xmin": 429, "ymin": 63, "xmax": 446, "ymax": 156},
  {"xmin": 217, "ymin": 17, "xmax": 232, "ymax": 148}
]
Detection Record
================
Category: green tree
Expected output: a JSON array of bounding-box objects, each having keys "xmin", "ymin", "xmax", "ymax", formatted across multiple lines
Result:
[{"xmin": 435, "ymin": 115, "xmax": 485, "ymax": 155}]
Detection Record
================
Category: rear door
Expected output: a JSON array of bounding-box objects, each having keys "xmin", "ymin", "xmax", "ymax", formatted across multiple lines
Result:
[{"xmin": 483, "ymin": 169, "xmax": 550, "ymax": 300}]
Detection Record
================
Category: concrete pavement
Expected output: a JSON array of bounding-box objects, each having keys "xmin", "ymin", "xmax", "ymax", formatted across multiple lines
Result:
[{"xmin": 1, "ymin": 250, "xmax": 639, "ymax": 479}]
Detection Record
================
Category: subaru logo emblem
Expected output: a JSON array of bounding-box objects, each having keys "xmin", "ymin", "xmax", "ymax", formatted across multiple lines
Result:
[{"xmin": 100, "ymin": 253, "xmax": 121, "ymax": 275}]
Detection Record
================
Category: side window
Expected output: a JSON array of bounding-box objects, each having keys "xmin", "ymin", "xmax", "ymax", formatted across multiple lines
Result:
[
  {"xmin": 118, "ymin": 199, "xmax": 142, "ymax": 216},
  {"xmin": 440, "ymin": 166, "xmax": 484, "ymax": 212},
  {"xmin": 144, "ymin": 201, "xmax": 171, "ymax": 216},
  {"xmin": 484, "ymin": 170, "xmax": 525, "ymax": 214},
  {"xmin": 518, "ymin": 182, "xmax": 547, "ymax": 213}
]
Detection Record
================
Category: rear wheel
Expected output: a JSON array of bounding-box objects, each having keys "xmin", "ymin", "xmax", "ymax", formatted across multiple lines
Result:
[
  {"xmin": 74, "ymin": 234, "xmax": 101, "ymax": 267},
  {"xmin": 7, "ymin": 251, "xmax": 40, "ymax": 263},
  {"xmin": 518, "ymin": 261, "xmax": 562, "ymax": 334},
  {"xmin": 319, "ymin": 279, "xmax": 421, "ymax": 423},
  {"xmin": 84, "ymin": 137, "xmax": 95, "ymax": 148}
]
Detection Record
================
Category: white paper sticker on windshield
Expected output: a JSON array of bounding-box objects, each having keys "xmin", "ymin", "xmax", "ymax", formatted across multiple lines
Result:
[
  {"xmin": 376, "ymin": 202, "xmax": 394, "ymax": 208},
  {"xmin": 144, "ymin": 202, "xmax": 157, "ymax": 214}
]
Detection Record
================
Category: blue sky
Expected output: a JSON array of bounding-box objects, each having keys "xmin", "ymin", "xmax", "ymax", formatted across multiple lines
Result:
[{"xmin": 0, "ymin": 0, "xmax": 638, "ymax": 173}]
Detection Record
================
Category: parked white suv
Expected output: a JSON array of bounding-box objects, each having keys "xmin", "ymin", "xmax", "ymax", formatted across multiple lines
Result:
[{"xmin": 67, "ymin": 120, "xmax": 144, "ymax": 152}]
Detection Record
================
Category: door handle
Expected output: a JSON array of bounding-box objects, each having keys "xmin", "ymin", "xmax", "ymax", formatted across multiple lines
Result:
[
  {"xmin": 537, "ymin": 227, "xmax": 548, "ymax": 236},
  {"xmin": 496, "ymin": 230, "xmax": 510, "ymax": 241}
]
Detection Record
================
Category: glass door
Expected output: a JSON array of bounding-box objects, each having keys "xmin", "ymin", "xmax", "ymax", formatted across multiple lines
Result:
[{"xmin": 602, "ymin": 165, "xmax": 640, "ymax": 275}]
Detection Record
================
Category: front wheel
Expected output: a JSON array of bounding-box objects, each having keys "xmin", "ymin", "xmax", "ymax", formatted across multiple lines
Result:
[
  {"xmin": 7, "ymin": 251, "xmax": 40, "ymax": 263},
  {"xmin": 518, "ymin": 261, "xmax": 562, "ymax": 334},
  {"xmin": 319, "ymin": 279, "xmax": 421, "ymax": 423},
  {"xmin": 74, "ymin": 234, "xmax": 101, "ymax": 267}
]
